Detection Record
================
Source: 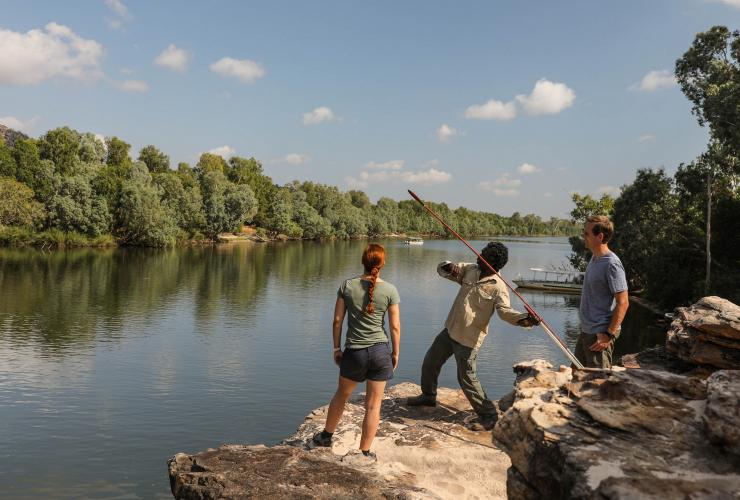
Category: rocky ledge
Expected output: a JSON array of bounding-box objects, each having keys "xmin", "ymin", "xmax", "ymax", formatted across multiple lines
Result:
[
  {"xmin": 493, "ymin": 360, "xmax": 740, "ymax": 499},
  {"xmin": 169, "ymin": 296, "xmax": 740, "ymax": 499},
  {"xmin": 169, "ymin": 382, "xmax": 511, "ymax": 499}
]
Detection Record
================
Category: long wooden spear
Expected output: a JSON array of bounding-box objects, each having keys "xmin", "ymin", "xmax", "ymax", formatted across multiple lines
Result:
[{"xmin": 408, "ymin": 189, "xmax": 584, "ymax": 369}]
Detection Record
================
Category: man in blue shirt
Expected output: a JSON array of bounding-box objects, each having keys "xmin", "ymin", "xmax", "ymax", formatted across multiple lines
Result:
[{"xmin": 577, "ymin": 215, "xmax": 629, "ymax": 368}]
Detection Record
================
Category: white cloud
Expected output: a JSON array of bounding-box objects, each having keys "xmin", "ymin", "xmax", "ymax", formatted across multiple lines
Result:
[
  {"xmin": 464, "ymin": 99, "xmax": 517, "ymax": 120},
  {"xmin": 105, "ymin": 0, "xmax": 129, "ymax": 17},
  {"xmin": 629, "ymin": 70, "xmax": 676, "ymax": 91},
  {"xmin": 518, "ymin": 162, "xmax": 541, "ymax": 174},
  {"xmin": 155, "ymin": 44, "xmax": 191, "ymax": 72},
  {"xmin": 479, "ymin": 173, "xmax": 522, "ymax": 196},
  {"xmin": 210, "ymin": 57, "xmax": 265, "ymax": 83},
  {"xmin": 515, "ymin": 79, "xmax": 575, "ymax": 115},
  {"xmin": 714, "ymin": 0, "xmax": 740, "ymax": 6},
  {"xmin": 271, "ymin": 153, "xmax": 309, "ymax": 165},
  {"xmin": 597, "ymin": 186, "xmax": 621, "ymax": 197},
  {"xmin": 0, "ymin": 23, "xmax": 104, "ymax": 85},
  {"xmin": 114, "ymin": 79, "xmax": 148, "ymax": 92},
  {"xmin": 346, "ymin": 168, "xmax": 452, "ymax": 188},
  {"xmin": 436, "ymin": 123, "xmax": 460, "ymax": 143},
  {"xmin": 106, "ymin": 19, "xmax": 123, "ymax": 31},
  {"xmin": 120, "ymin": 67, "xmax": 133, "ymax": 75},
  {"xmin": 0, "ymin": 115, "xmax": 38, "ymax": 133},
  {"xmin": 303, "ymin": 106, "xmax": 337, "ymax": 125},
  {"xmin": 208, "ymin": 145, "xmax": 235, "ymax": 158},
  {"xmin": 365, "ymin": 160, "xmax": 404, "ymax": 170},
  {"xmin": 638, "ymin": 133, "xmax": 655, "ymax": 142},
  {"xmin": 544, "ymin": 192, "xmax": 553, "ymax": 198}
]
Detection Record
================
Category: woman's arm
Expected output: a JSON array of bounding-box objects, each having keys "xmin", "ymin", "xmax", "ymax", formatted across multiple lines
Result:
[
  {"xmin": 387, "ymin": 303, "xmax": 401, "ymax": 369},
  {"xmin": 332, "ymin": 296, "xmax": 346, "ymax": 365}
]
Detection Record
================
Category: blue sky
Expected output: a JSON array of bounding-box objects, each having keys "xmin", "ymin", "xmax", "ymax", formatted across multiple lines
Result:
[{"xmin": 2, "ymin": 0, "xmax": 739, "ymax": 217}]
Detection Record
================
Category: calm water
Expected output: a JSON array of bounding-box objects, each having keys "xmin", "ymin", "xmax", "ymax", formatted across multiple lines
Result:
[{"xmin": 0, "ymin": 238, "xmax": 663, "ymax": 498}]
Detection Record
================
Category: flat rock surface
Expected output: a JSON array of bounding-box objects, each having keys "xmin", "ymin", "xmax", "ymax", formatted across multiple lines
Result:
[
  {"xmin": 493, "ymin": 359, "xmax": 740, "ymax": 499},
  {"xmin": 169, "ymin": 382, "xmax": 510, "ymax": 499}
]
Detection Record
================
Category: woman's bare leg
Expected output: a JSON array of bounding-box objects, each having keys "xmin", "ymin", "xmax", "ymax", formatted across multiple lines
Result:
[
  {"xmin": 359, "ymin": 380, "xmax": 386, "ymax": 451},
  {"xmin": 324, "ymin": 376, "xmax": 358, "ymax": 433}
]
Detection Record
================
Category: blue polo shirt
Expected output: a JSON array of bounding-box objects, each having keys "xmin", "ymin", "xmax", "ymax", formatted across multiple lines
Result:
[{"xmin": 579, "ymin": 252, "xmax": 628, "ymax": 334}]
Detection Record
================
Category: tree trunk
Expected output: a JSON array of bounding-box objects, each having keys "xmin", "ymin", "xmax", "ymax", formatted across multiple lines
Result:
[{"xmin": 705, "ymin": 171, "xmax": 712, "ymax": 295}]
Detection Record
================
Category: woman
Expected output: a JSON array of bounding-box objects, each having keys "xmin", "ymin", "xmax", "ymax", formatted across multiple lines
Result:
[{"xmin": 312, "ymin": 243, "xmax": 401, "ymax": 462}]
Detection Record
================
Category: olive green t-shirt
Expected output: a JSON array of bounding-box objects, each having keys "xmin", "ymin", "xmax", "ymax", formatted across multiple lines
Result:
[{"xmin": 338, "ymin": 277, "xmax": 400, "ymax": 349}]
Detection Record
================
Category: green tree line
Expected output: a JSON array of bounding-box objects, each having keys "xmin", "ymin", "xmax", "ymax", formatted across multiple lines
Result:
[
  {"xmin": 0, "ymin": 127, "xmax": 576, "ymax": 247},
  {"xmin": 568, "ymin": 26, "xmax": 740, "ymax": 307}
]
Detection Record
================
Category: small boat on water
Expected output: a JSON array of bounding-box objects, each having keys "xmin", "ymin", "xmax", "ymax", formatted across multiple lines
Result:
[
  {"xmin": 513, "ymin": 268, "xmax": 583, "ymax": 294},
  {"xmin": 403, "ymin": 237, "xmax": 424, "ymax": 245}
]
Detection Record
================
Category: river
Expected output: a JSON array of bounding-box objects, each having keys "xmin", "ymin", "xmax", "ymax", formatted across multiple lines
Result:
[{"xmin": 0, "ymin": 237, "xmax": 664, "ymax": 498}]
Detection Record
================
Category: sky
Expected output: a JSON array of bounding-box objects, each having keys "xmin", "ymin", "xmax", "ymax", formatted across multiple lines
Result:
[{"xmin": 2, "ymin": 0, "xmax": 740, "ymax": 218}]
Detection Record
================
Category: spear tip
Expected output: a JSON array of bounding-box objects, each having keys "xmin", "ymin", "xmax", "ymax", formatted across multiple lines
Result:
[{"xmin": 408, "ymin": 189, "xmax": 423, "ymax": 204}]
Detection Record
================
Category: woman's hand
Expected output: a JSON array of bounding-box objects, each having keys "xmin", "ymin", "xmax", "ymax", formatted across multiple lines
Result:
[
  {"xmin": 392, "ymin": 352, "xmax": 399, "ymax": 370},
  {"xmin": 333, "ymin": 349, "xmax": 343, "ymax": 366}
]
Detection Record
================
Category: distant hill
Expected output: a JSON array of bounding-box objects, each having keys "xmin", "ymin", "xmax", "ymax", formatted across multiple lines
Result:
[{"xmin": 0, "ymin": 124, "xmax": 29, "ymax": 147}]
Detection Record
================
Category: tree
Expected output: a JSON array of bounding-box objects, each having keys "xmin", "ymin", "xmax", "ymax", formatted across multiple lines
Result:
[
  {"xmin": 153, "ymin": 171, "xmax": 205, "ymax": 235},
  {"xmin": 676, "ymin": 26, "xmax": 740, "ymax": 162},
  {"xmin": 195, "ymin": 153, "xmax": 227, "ymax": 177},
  {"xmin": 105, "ymin": 136, "xmax": 132, "ymax": 168},
  {"xmin": 0, "ymin": 139, "xmax": 16, "ymax": 178},
  {"xmin": 78, "ymin": 133, "xmax": 107, "ymax": 163},
  {"xmin": 227, "ymin": 156, "xmax": 275, "ymax": 225},
  {"xmin": 200, "ymin": 170, "xmax": 257, "ymax": 239},
  {"xmin": 138, "ymin": 145, "xmax": 170, "ymax": 173},
  {"xmin": 0, "ymin": 176, "xmax": 45, "ymax": 227},
  {"xmin": 12, "ymin": 139, "xmax": 54, "ymax": 201},
  {"xmin": 611, "ymin": 169, "xmax": 677, "ymax": 290},
  {"xmin": 116, "ymin": 163, "xmax": 177, "ymax": 247},
  {"xmin": 47, "ymin": 173, "xmax": 112, "ymax": 236},
  {"xmin": 39, "ymin": 127, "xmax": 81, "ymax": 175}
]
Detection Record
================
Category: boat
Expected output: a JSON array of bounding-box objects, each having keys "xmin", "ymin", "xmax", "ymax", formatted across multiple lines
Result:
[
  {"xmin": 403, "ymin": 237, "xmax": 424, "ymax": 245},
  {"xmin": 513, "ymin": 268, "xmax": 584, "ymax": 294}
]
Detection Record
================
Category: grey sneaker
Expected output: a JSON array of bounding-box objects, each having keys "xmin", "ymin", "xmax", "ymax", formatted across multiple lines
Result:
[
  {"xmin": 406, "ymin": 394, "xmax": 437, "ymax": 407},
  {"xmin": 311, "ymin": 431, "xmax": 332, "ymax": 447},
  {"xmin": 341, "ymin": 450, "xmax": 377, "ymax": 466},
  {"xmin": 469, "ymin": 414, "xmax": 498, "ymax": 431}
]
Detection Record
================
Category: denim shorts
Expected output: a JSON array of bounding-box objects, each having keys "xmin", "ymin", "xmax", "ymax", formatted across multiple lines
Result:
[{"xmin": 340, "ymin": 343, "xmax": 394, "ymax": 382}]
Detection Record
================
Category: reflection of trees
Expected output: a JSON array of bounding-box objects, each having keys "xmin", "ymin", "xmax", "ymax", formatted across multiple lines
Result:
[{"xmin": 0, "ymin": 244, "xmax": 274, "ymax": 353}]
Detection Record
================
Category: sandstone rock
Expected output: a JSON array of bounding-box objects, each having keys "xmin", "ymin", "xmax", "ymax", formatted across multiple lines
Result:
[
  {"xmin": 666, "ymin": 296, "xmax": 740, "ymax": 370},
  {"xmin": 0, "ymin": 123, "xmax": 28, "ymax": 148},
  {"xmin": 493, "ymin": 360, "xmax": 740, "ymax": 499},
  {"xmin": 169, "ymin": 382, "xmax": 511, "ymax": 499}
]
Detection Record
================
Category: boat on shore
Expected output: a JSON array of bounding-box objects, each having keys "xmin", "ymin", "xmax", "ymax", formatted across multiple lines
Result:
[
  {"xmin": 403, "ymin": 237, "xmax": 424, "ymax": 245},
  {"xmin": 513, "ymin": 268, "xmax": 583, "ymax": 294}
]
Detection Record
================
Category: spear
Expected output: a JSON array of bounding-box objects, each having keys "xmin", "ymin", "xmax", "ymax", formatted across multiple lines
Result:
[{"xmin": 408, "ymin": 189, "xmax": 584, "ymax": 369}]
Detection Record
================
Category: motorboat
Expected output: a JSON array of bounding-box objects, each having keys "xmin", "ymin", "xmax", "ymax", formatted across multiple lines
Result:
[{"xmin": 513, "ymin": 268, "xmax": 583, "ymax": 294}]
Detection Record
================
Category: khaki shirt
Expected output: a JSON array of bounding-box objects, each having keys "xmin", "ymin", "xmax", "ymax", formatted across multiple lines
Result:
[{"xmin": 439, "ymin": 262, "xmax": 527, "ymax": 349}]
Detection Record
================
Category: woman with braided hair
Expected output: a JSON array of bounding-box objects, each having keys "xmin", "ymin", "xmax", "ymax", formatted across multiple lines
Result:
[{"xmin": 312, "ymin": 243, "xmax": 401, "ymax": 463}]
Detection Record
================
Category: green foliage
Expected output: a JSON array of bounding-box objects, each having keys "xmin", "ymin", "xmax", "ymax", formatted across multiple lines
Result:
[
  {"xmin": 78, "ymin": 133, "xmax": 107, "ymax": 163},
  {"xmin": 105, "ymin": 136, "xmax": 132, "ymax": 168},
  {"xmin": 153, "ymin": 171, "xmax": 206, "ymax": 235},
  {"xmin": 611, "ymin": 169, "xmax": 677, "ymax": 290},
  {"xmin": 676, "ymin": 26, "xmax": 740, "ymax": 162},
  {"xmin": 0, "ymin": 176, "xmax": 45, "ymax": 227},
  {"xmin": 38, "ymin": 127, "xmax": 81, "ymax": 175},
  {"xmin": 116, "ymin": 163, "xmax": 177, "ymax": 247},
  {"xmin": 0, "ymin": 140, "xmax": 16, "ymax": 178},
  {"xmin": 196, "ymin": 153, "xmax": 228, "ymax": 177},
  {"xmin": 138, "ymin": 145, "xmax": 171, "ymax": 173},
  {"xmin": 227, "ymin": 156, "xmax": 275, "ymax": 225},
  {"xmin": 200, "ymin": 170, "xmax": 257, "ymax": 239},
  {"xmin": 47, "ymin": 171, "xmax": 112, "ymax": 236}
]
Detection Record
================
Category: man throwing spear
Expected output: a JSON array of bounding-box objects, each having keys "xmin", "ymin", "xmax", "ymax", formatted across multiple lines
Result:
[{"xmin": 406, "ymin": 242, "xmax": 538, "ymax": 431}]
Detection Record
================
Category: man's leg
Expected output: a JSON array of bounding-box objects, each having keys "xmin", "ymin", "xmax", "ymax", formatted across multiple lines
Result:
[
  {"xmin": 419, "ymin": 329, "xmax": 455, "ymax": 398},
  {"xmin": 574, "ymin": 332, "xmax": 613, "ymax": 369},
  {"xmin": 451, "ymin": 341, "xmax": 496, "ymax": 417}
]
